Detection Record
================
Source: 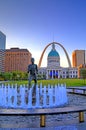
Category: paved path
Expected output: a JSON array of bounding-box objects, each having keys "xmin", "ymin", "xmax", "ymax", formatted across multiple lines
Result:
[{"xmin": 0, "ymin": 123, "xmax": 86, "ymax": 130}]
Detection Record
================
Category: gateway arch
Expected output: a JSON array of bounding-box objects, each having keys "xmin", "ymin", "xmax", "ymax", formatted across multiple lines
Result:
[{"xmin": 38, "ymin": 42, "xmax": 71, "ymax": 67}]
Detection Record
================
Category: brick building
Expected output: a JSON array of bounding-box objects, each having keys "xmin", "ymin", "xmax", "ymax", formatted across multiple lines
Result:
[{"xmin": 5, "ymin": 48, "xmax": 32, "ymax": 72}]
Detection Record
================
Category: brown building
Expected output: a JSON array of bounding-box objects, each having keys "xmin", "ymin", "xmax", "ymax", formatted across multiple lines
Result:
[
  {"xmin": 72, "ymin": 50, "xmax": 86, "ymax": 67},
  {"xmin": 5, "ymin": 48, "xmax": 32, "ymax": 72}
]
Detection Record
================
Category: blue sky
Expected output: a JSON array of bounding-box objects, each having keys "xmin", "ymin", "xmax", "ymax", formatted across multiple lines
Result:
[{"xmin": 0, "ymin": 0, "xmax": 86, "ymax": 67}]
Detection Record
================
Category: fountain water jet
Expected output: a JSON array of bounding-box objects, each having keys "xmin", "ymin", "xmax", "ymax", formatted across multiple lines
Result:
[{"xmin": 0, "ymin": 83, "xmax": 68, "ymax": 109}]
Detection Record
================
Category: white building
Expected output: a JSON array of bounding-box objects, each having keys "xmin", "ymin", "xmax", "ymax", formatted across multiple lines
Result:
[{"xmin": 38, "ymin": 43, "xmax": 78, "ymax": 79}]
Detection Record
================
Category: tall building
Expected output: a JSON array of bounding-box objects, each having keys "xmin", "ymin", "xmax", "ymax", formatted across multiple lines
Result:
[
  {"xmin": 0, "ymin": 31, "xmax": 6, "ymax": 72},
  {"xmin": 5, "ymin": 48, "xmax": 32, "ymax": 72},
  {"xmin": 0, "ymin": 31, "xmax": 6, "ymax": 49},
  {"xmin": 72, "ymin": 50, "xmax": 86, "ymax": 67}
]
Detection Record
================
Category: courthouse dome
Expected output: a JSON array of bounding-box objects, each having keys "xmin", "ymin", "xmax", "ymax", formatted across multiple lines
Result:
[
  {"xmin": 48, "ymin": 43, "xmax": 59, "ymax": 57},
  {"xmin": 48, "ymin": 50, "xmax": 59, "ymax": 57}
]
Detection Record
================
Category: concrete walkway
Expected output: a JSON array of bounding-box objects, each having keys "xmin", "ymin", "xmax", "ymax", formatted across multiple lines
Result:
[{"xmin": 0, "ymin": 123, "xmax": 86, "ymax": 130}]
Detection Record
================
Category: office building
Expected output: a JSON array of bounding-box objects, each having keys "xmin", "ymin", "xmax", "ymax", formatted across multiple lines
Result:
[
  {"xmin": 5, "ymin": 48, "xmax": 32, "ymax": 72},
  {"xmin": 72, "ymin": 50, "xmax": 86, "ymax": 67},
  {"xmin": 0, "ymin": 31, "xmax": 6, "ymax": 72},
  {"xmin": 0, "ymin": 31, "xmax": 6, "ymax": 49}
]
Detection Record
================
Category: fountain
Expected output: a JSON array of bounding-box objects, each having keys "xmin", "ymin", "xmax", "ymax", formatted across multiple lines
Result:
[
  {"xmin": 0, "ymin": 83, "xmax": 68, "ymax": 109},
  {"xmin": 0, "ymin": 83, "xmax": 81, "ymax": 130}
]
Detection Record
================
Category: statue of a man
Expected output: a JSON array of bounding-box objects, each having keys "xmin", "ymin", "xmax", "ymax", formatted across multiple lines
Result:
[{"xmin": 28, "ymin": 58, "xmax": 38, "ymax": 89}]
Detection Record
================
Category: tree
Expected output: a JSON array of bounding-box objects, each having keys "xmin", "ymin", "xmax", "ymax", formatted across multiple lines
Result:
[
  {"xmin": 0, "ymin": 72, "xmax": 4, "ymax": 81},
  {"xmin": 12, "ymin": 71, "xmax": 17, "ymax": 80},
  {"xmin": 80, "ymin": 68, "xmax": 86, "ymax": 85}
]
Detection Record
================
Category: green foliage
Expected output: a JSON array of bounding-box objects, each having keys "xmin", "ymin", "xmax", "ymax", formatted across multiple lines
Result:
[
  {"xmin": 3, "ymin": 72, "xmax": 13, "ymax": 80},
  {"xmin": 80, "ymin": 69, "xmax": 86, "ymax": 79},
  {"xmin": 0, "ymin": 72, "xmax": 4, "ymax": 81},
  {"xmin": 37, "ymin": 73, "xmax": 46, "ymax": 80},
  {"xmin": 0, "ymin": 71, "xmax": 28, "ymax": 81},
  {"xmin": 80, "ymin": 68, "xmax": 86, "ymax": 84}
]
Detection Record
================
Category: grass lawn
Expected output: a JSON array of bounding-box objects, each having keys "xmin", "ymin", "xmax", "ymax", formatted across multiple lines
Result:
[{"xmin": 2, "ymin": 78, "xmax": 86, "ymax": 87}]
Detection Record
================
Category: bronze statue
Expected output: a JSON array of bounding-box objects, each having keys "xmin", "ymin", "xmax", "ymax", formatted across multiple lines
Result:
[{"xmin": 28, "ymin": 58, "xmax": 38, "ymax": 90}]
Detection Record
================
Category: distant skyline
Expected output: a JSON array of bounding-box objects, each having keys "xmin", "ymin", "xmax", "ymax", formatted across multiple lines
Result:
[{"xmin": 0, "ymin": 0, "xmax": 86, "ymax": 67}]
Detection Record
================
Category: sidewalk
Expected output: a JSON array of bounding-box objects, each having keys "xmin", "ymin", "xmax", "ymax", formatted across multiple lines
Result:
[{"xmin": 0, "ymin": 123, "xmax": 86, "ymax": 130}]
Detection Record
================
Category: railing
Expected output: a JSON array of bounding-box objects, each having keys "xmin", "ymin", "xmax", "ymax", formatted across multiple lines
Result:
[{"xmin": 67, "ymin": 87, "xmax": 86, "ymax": 95}]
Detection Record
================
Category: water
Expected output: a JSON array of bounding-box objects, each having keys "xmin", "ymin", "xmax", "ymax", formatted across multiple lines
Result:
[{"xmin": 0, "ymin": 83, "xmax": 68, "ymax": 109}]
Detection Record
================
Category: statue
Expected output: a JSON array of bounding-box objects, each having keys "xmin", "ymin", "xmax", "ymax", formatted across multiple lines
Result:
[{"xmin": 28, "ymin": 58, "xmax": 38, "ymax": 91}]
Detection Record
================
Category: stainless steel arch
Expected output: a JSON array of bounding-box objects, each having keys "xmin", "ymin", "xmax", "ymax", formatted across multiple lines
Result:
[{"xmin": 38, "ymin": 42, "xmax": 71, "ymax": 67}]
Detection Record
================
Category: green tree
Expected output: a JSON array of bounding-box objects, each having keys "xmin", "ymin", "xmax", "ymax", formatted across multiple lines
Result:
[
  {"xmin": 12, "ymin": 71, "xmax": 28, "ymax": 80},
  {"xmin": 17, "ymin": 71, "xmax": 25, "ymax": 80},
  {"xmin": 0, "ymin": 72, "xmax": 4, "ymax": 80},
  {"xmin": 12, "ymin": 71, "xmax": 17, "ymax": 80},
  {"xmin": 1, "ymin": 72, "xmax": 12, "ymax": 81},
  {"xmin": 80, "ymin": 68, "xmax": 86, "ymax": 85},
  {"xmin": 24, "ymin": 72, "xmax": 28, "ymax": 80}
]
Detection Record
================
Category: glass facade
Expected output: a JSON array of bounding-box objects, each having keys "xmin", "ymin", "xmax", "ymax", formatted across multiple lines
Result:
[
  {"xmin": 0, "ymin": 31, "xmax": 6, "ymax": 72},
  {"xmin": 0, "ymin": 31, "xmax": 6, "ymax": 50}
]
